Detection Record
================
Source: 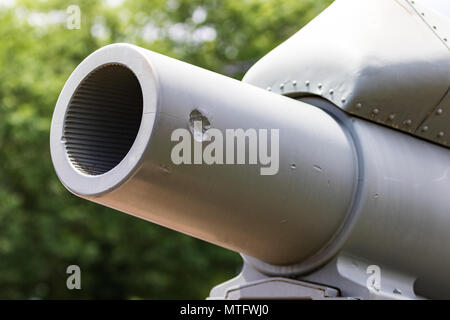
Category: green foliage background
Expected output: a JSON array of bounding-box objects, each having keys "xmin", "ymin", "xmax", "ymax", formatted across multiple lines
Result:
[{"xmin": 0, "ymin": 0, "xmax": 332, "ymax": 299}]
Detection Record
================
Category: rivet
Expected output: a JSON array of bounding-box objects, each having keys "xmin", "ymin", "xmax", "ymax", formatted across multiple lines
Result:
[
  {"xmin": 388, "ymin": 113, "xmax": 395, "ymax": 120},
  {"xmin": 444, "ymin": 38, "xmax": 448, "ymax": 42},
  {"xmin": 318, "ymin": 83, "xmax": 322, "ymax": 89},
  {"xmin": 404, "ymin": 119, "xmax": 412, "ymax": 126},
  {"xmin": 329, "ymin": 89, "xmax": 334, "ymax": 95},
  {"xmin": 436, "ymin": 108, "xmax": 443, "ymax": 115},
  {"xmin": 280, "ymin": 83, "xmax": 284, "ymax": 90},
  {"xmin": 356, "ymin": 103, "xmax": 362, "ymax": 109},
  {"xmin": 421, "ymin": 12, "xmax": 425, "ymax": 16},
  {"xmin": 438, "ymin": 131, "xmax": 445, "ymax": 138},
  {"xmin": 292, "ymin": 80, "xmax": 297, "ymax": 86},
  {"xmin": 341, "ymin": 98, "xmax": 346, "ymax": 104},
  {"xmin": 372, "ymin": 108, "xmax": 379, "ymax": 115},
  {"xmin": 305, "ymin": 80, "xmax": 310, "ymax": 86},
  {"xmin": 433, "ymin": 26, "xmax": 437, "ymax": 30},
  {"xmin": 422, "ymin": 126, "xmax": 428, "ymax": 132},
  {"xmin": 267, "ymin": 87, "xmax": 271, "ymax": 91}
]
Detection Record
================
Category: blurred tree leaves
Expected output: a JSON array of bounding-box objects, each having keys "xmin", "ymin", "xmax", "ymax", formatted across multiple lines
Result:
[{"xmin": 0, "ymin": 0, "xmax": 332, "ymax": 299}]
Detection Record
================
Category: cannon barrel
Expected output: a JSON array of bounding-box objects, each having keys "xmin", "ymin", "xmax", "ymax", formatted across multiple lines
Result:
[{"xmin": 50, "ymin": 43, "xmax": 358, "ymax": 267}]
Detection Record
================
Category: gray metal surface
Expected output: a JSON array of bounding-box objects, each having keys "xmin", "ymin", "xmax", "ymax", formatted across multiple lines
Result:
[
  {"xmin": 209, "ymin": 256, "xmax": 420, "ymax": 300},
  {"xmin": 208, "ymin": 263, "xmax": 341, "ymax": 300},
  {"xmin": 294, "ymin": 99, "xmax": 450, "ymax": 299},
  {"xmin": 243, "ymin": 0, "xmax": 450, "ymax": 147},
  {"xmin": 240, "ymin": 97, "xmax": 450, "ymax": 300},
  {"xmin": 50, "ymin": 43, "xmax": 357, "ymax": 266},
  {"xmin": 343, "ymin": 114, "xmax": 450, "ymax": 299}
]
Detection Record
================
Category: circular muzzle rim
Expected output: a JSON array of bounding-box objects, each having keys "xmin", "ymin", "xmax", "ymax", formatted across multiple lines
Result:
[{"xmin": 50, "ymin": 43, "xmax": 158, "ymax": 197}]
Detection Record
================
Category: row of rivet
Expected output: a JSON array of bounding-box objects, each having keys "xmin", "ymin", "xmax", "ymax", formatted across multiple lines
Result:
[
  {"xmin": 423, "ymin": 108, "xmax": 445, "ymax": 139},
  {"xmin": 429, "ymin": 108, "xmax": 445, "ymax": 139},
  {"xmin": 410, "ymin": 0, "xmax": 448, "ymax": 43},
  {"xmin": 354, "ymin": 103, "xmax": 446, "ymax": 139},
  {"xmin": 266, "ymin": 79, "xmax": 447, "ymax": 141},
  {"xmin": 268, "ymin": 81, "xmax": 346, "ymax": 103}
]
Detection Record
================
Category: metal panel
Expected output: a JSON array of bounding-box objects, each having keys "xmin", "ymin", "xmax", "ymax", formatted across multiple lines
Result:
[{"xmin": 243, "ymin": 0, "xmax": 450, "ymax": 147}]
